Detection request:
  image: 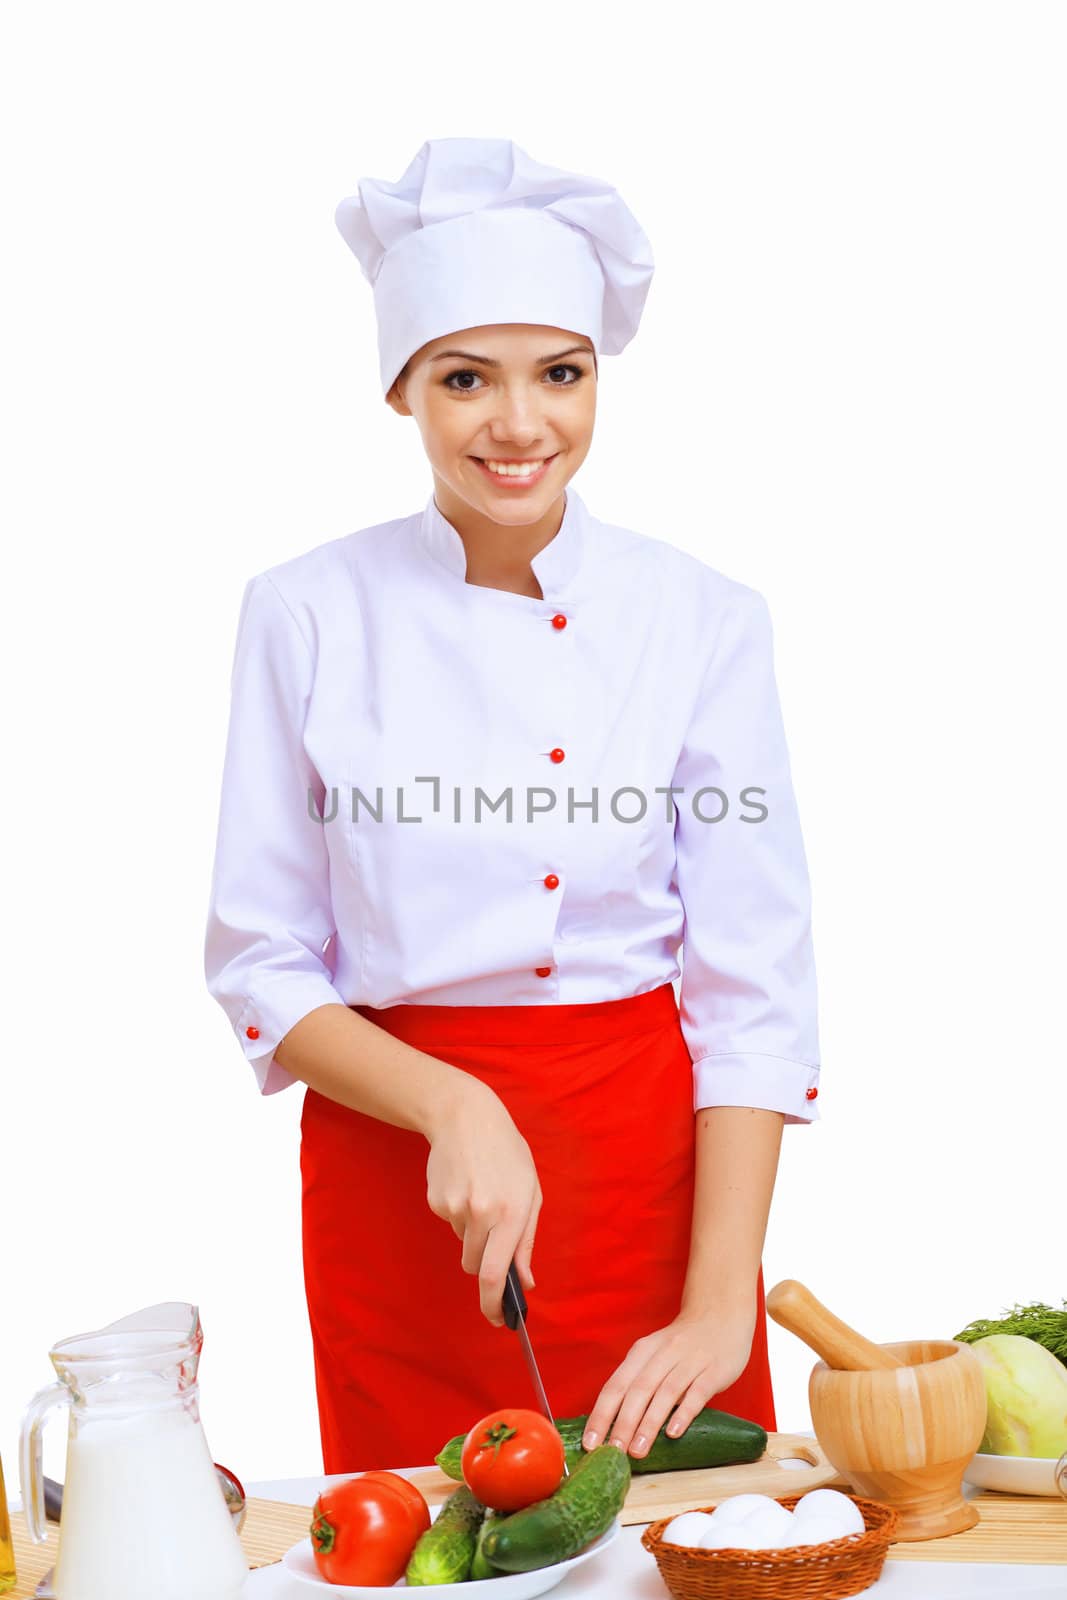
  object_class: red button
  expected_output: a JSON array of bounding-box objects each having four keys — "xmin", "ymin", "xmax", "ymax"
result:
[
  {"xmin": 551, "ymin": 613, "xmax": 568, "ymax": 630},
  {"xmin": 543, "ymin": 873, "xmax": 560, "ymax": 890},
  {"xmin": 535, "ymin": 966, "xmax": 553, "ymax": 977},
  {"xmin": 245, "ymin": 1026, "xmax": 260, "ymax": 1040},
  {"xmin": 806, "ymin": 1086, "xmax": 818, "ymax": 1101},
  {"xmin": 549, "ymin": 747, "xmax": 565, "ymax": 763}
]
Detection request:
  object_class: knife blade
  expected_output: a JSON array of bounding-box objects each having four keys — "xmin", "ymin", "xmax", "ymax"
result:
[{"xmin": 503, "ymin": 1261, "xmax": 569, "ymax": 1477}]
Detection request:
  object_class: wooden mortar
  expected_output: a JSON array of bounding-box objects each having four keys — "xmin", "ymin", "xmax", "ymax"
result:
[{"xmin": 766, "ymin": 1279, "xmax": 988, "ymax": 1540}]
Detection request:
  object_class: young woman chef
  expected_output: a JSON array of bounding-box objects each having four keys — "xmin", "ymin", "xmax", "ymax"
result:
[{"xmin": 204, "ymin": 137, "xmax": 821, "ymax": 1475}]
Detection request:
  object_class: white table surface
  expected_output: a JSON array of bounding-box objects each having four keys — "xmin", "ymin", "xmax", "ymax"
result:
[{"xmin": 242, "ymin": 1433, "xmax": 1067, "ymax": 1599}]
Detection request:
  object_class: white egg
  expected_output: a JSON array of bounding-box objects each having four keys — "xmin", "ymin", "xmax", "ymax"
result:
[
  {"xmin": 704, "ymin": 1493, "xmax": 782, "ymax": 1527},
  {"xmin": 701, "ymin": 1519, "xmax": 769, "ymax": 1551},
  {"xmin": 661, "ymin": 1511, "xmax": 718, "ymax": 1548},
  {"xmin": 792, "ymin": 1489, "xmax": 866, "ymax": 1537},
  {"xmin": 781, "ymin": 1512, "xmax": 858, "ymax": 1549},
  {"xmin": 737, "ymin": 1503, "xmax": 798, "ymax": 1548},
  {"xmin": 701, "ymin": 1498, "xmax": 796, "ymax": 1551}
]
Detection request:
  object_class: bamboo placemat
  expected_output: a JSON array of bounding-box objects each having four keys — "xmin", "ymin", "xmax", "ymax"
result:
[
  {"xmin": 7, "ymin": 1483, "xmax": 1066, "ymax": 1594},
  {"xmin": 880, "ymin": 1492, "xmax": 1067, "ymax": 1565},
  {"xmin": 227, "ymin": 1488, "xmax": 1067, "ymax": 1566}
]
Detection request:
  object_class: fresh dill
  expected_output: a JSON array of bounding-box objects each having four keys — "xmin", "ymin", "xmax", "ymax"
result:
[{"xmin": 954, "ymin": 1301, "xmax": 1067, "ymax": 1367}]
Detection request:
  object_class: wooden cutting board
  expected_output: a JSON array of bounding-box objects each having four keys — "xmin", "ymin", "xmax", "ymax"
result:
[{"xmin": 406, "ymin": 1428, "xmax": 842, "ymax": 1525}]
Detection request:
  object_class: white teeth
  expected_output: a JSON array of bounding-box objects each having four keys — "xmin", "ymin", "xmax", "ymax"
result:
[{"xmin": 482, "ymin": 457, "xmax": 547, "ymax": 477}]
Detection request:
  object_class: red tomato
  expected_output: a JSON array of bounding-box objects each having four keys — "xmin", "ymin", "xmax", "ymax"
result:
[
  {"xmin": 358, "ymin": 1470, "xmax": 430, "ymax": 1540},
  {"xmin": 310, "ymin": 1474, "xmax": 420, "ymax": 1586},
  {"xmin": 461, "ymin": 1408, "xmax": 565, "ymax": 1512}
]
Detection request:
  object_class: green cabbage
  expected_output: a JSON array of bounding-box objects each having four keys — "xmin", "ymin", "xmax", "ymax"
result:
[{"xmin": 970, "ymin": 1333, "xmax": 1067, "ymax": 1457}]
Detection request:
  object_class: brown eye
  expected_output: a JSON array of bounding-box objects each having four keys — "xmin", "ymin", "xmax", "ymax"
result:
[{"xmin": 442, "ymin": 369, "xmax": 486, "ymax": 392}]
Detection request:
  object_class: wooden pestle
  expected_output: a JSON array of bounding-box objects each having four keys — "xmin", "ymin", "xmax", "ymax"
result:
[{"xmin": 765, "ymin": 1279, "xmax": 904, "ymax": 1371}]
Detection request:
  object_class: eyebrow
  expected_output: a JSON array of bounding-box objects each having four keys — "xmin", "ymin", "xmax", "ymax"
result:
[{"xmin": 428, "ymin": 345, "xmax": 594, "ymax": 368}]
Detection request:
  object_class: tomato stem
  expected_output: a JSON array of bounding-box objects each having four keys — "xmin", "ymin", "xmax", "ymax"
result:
[
  {"xmin": 481, "ymin": 1421, "xmax": 518, "ymax": 1460},
  {"xmin": 310, "ymin": 1509, "xmax": 336, "ymax": 1554}
]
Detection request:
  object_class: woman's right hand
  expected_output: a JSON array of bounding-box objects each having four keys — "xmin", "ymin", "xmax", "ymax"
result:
[{"xmin": 423, "ymin": 1075, "xmax": 542, "ymax": 1326}]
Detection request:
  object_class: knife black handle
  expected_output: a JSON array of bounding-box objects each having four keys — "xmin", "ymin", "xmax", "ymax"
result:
[
  {"xmin": 44, "ymin": 1475, "xmax": 63, "ymax": 1522},
  {"xmin": 503, "ymin": 1260, "xmax": 527, "ymax": 1330}
]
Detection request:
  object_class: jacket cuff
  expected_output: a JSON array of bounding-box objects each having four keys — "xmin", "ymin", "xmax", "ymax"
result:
[
  {"xmin": 692, "ymin": 1051, "xmax": 821, "ymax": 1125},
  {"xmin": 234, "ymin": 973, "xmax": 350, "ymax": 1096}
]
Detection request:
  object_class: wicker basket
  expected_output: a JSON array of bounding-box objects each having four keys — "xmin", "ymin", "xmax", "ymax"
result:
[{"xmin": 640, "ymin": 1492, "xmax": 899, "ymax": 1600}]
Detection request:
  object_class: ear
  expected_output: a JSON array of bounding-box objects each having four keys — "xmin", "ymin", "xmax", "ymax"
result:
[{"xmin": 385, "ymin": 383, "xmax": 411, "ymax": 417}]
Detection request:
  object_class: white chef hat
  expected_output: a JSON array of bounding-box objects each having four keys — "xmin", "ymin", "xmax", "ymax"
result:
[{"xmin": 334, "ymin": 137, "xmax": 655, "ymax": 397}]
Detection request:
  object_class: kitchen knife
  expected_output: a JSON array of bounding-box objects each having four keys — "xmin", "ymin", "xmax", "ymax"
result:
[{"xmin": 502, "ymin": 1261, "xmax": 569, "ymax": 1477}]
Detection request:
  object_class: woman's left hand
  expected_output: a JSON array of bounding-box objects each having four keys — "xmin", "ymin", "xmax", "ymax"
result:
[{"xmin": 581, "ymin": 1291, "xmax": 758, "ymax": 1457}]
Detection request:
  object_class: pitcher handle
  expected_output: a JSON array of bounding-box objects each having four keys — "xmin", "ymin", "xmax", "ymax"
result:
[{"xmin": 19, "ymin": 1382, "xmax": 70, "ymax": 1543}]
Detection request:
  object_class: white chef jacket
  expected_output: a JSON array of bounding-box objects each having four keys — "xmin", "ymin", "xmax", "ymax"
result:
[{"xmin": 203, "ymin": 485, "xmax": 821, "ymax": 1122}]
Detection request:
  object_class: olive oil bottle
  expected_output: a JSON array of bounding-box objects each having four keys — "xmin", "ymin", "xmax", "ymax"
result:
[{"xmin": 0, "ymin": 1449, "xmax": 15, "ymax": 1593}]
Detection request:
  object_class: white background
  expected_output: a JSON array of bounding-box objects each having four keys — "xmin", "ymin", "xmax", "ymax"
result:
[{"xmin": 3, "ymin": 1, "xmax": 1064, "ymax": 1494}]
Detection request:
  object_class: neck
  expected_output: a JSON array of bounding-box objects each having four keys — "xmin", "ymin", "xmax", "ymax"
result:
[{"xmin": 433, "ymin": 477, "xmax": 566, "ymax": 594}]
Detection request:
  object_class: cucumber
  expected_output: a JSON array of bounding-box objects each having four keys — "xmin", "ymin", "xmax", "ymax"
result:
[
  {"xmin": 405, "ymin": 1484, "xmax": 485, "ymax": 1586},
  {"xmin": 481, "ymin": 1443, "xmax": 629, "ymax": 1573},
  {"xmin": 436, "ymin": 1406, "xmax": 767, "ymax": 1481},
  {"xmin": 468, "ymin": 1510, "xmax": 503, "ymax": 1580}
]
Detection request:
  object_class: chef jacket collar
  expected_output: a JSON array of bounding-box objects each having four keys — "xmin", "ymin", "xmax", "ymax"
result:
[{"xmin": 417, "ymin": 485, "xmax": 587, "ymax": 598}]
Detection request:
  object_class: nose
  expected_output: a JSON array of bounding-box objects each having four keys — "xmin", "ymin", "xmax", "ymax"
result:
[{"xmin": 487, "ymin": 384, "xmax": 550, "ymax": 447}]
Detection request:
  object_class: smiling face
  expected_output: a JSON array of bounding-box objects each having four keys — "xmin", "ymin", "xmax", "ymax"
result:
[{"xmin": 386, "ymin": 324, "xmax": 598, "ymax": 532}]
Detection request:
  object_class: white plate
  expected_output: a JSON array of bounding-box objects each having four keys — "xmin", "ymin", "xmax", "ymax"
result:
[
  {"xmin": 962, "ymin": 1452, "xmax": 1061, "ymax": 1496},
  {"xmin": 281, "ymin": 1518, "xmax": 620, "ymax": 1597}
]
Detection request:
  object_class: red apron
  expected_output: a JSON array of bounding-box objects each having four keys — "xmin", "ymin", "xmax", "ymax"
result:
[{"xmin": 299, "ymin": 982, "xmax": 777, "ymax": 1472}]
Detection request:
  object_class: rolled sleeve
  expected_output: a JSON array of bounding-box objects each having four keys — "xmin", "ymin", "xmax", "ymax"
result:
[
  {"xmin": 672, "ymin": 584, "xmax": 821, "ymax": 1126},
  {"xmin": 204, "ymin": 572, "xmax": 349, "ymax": 1095}
]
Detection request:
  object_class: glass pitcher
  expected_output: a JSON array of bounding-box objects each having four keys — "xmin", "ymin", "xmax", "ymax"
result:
[{"xmin": 19, "ymin": 1302, "xmax": 247, "ymax": 1600}]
